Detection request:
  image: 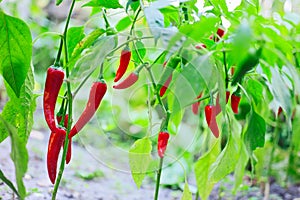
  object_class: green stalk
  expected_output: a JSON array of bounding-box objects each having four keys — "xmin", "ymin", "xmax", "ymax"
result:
[
  {"xmin": 51, "ymin": 0, "xmax": 76, "ymax": 199},
  {"xmin": 154, "ymin": 158, "xmax": 164, "ymax": 200}
]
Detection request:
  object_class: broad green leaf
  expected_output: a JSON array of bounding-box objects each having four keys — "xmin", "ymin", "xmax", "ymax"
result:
[
  {"xmin": 194, "ymin": 141, "xmax": 220, "ymax": 200},
  {"xmin": 204, "ymin": 0, "xmax": 228, "ymax": 16},
  {"xmin": 67, "ymin": 26, "xmax": 85, "ymax": 58},
  {"xmin": 181, "ymin": 182, "xmax": 192, "ymax": 200},
  {"xmin": 70, "ymin": 35, "xmax": 116, "ymax": 81},
  {"xmin": 0, "ymin": 11, "xmax": 32, "ymax": 97},
  {"xmin": 129, "ymin": 137, "xmax": 152, "ymax": 188},
  {"xmin": 172, "ymin": 53, "xmax": 215, "ymax": 113},
  {"xmin": 0, "ymin": 116, "xmax": 28, "ymax": 199},
  {"xmin": 160, "ymin": 6, "xmax": 180, "ymax": 27},
  {"xmin": 115, "ymin": 16, "xmax": 132, "ymax": 32},
  {"xmin": 209, "ymin": 119, "xmax": 242, "ymax": 184},
  {"xmin": 0, "ymin": 169, "xmax": 20, "ymax": 198},
  {"xmin": 126, "ymin": 0, "xmax": 140, "ymax": 12},
  {"xmin": 83, "ymin": 0, "xmax": 123, "ymax": 9},
  {"xmin": 0, "ymin": 67, "xmax": 36, "ymax": 143},
  {"xmin": 132, "ymin": 41, "xmax": 146, "ymax": 64},
  {"xmin": 244, "ymin": 110, "xmax": 266, "ymax": 151},
  {"xmin": 246, "ymin": 79, "xmax": 263, "ymax": 105},
  {"xmin": 56, "ymin": 0, "xmax": 63, "ymax": 6}
]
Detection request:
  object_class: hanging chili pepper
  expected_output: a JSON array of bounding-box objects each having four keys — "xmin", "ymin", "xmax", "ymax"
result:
[
  {"xmin": 192, "ymin": 92, "xmax": 203, "ymax": 115},
  {"xmin": 157, "ymin": 131, "xmax": 170, "ymax": 158},
  {"xmin": 231, "ymin": 93, "xmax": 241, "ymax": 114},
  {"xmin": 158, "ymin": 56, "xmax": 181, "ymax": 96},
  {"xmin": 69, "ymin": 80, "xmax": 107, "ymax": 138},
  {"xmin": 205, "ymin": 104, "xmax": 219, "ymax": 138},
  {"xmin": 113, "ymin": 72, "xmax": 139, "ymax": 89},
  {"xmin": 43, "ymin": 66, "xmax": 65, "ymax": 133},
  {"xmin": 209, "ymin": 27, "xmax": 225, "ymax": 42},
  {"xmin": 114, "ymin": 46, "xmax": 131, "ymax": 82},
  {"xmin": 47, "ymin": 128, "xmax": 66, "ymax": 184},
  {"xmin": 226, "ymin": 90, "xmax": 230, "ymax": 103}
]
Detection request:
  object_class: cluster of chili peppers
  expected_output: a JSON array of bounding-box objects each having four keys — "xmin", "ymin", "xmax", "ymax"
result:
[
  {"xmin": 43, "ymin": 65, "xmax": 107, "ymax": 184},
  {"xmin": 190, "ymin": 27, "xmax": 244, "ymax": 138}
]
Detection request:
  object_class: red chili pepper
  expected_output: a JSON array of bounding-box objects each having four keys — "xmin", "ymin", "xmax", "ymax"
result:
[
  {"xmin": 47, "ymin": 128, "xmax": 66, "ymax": 184},
  {"xmin": 159, "ymin": 74, "xmax": 172, "ymax": 97},
  {"xmin": 43, "ymin": 66, "xmax": 65, "ymax": 133},
  {"xmin": 57, "ymin": 114, "xmax": 72, "ymax": 164},
  {"xmin": 192, "ymin": 92, "xmax": 203, "ymax": 115},
  {"xmin": 277, "ymin": 107, "xmax": 283, "ymax": 117},
  {"xmin": 113, "ymin": 72, "xmax": 138, "ymax": 89},
  {"xmin": 205, "ymin": 105, "xmax": 219, "ymax": 138},
  {"xmin": 231, "ymin": 94, "xmax": 241, "ymax": 114},
  {"xmin": 69, "ymin": 80, "xmax": 107, "ymax": 138},
  {"xmin": 210, "ymin": 27, "xmax": 225, "ymax": 42},
  {"xmin": 226, "ymin": 90, "xmax": 230, "ymax": 104},
  {"xmin": 195, "ymin": 44, "xmax": 207, "ymax": 49},
  {"xmin": 114, "ymin": 47, "xmax": 131, "ymax": 82},
  {"xmin": 157, "ymin": 131, "xmax": 170, "ymax": 158}
]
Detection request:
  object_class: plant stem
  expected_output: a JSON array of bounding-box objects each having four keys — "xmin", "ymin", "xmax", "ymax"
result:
[
  {"xmin": 54, "ymin": 0, "xmax": 75, "ymax": 66},
  {"xmin": 154, "ymin": 158, "xmax": 164, "ymax": 200},
  {"xmin": 51, "ymin": 0, "xmax": 75, "ymax": 199},
  {"xmin": 195, "ymin": 191, "xmax": 199, "ymax": 200}
]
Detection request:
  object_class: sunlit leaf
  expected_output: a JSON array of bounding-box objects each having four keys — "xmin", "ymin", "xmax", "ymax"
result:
[
  {"xmin": 0, "ymin": 11, "xmax": 32, "ymax": 97},
  {"xmin": 129, "ymin": 137, "xmax": 152, "ymax": 188}
]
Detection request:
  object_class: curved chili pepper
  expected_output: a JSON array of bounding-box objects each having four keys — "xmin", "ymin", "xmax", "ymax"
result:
[
  {"xmin": 192, "ymin": 92, "xmax": 203, "ymax": 115},
  {"xmin": 157, "ymin": 131, "xmax": 170, "ymax": 158},
  {"xmin": 195, "ymin": 44, "xmax": 207, "ymax": 49},
  {"xmin": 43, "ymin": 66, "xmax": 65, "ymax": 133},
  {"xmin": 205, "ymin": 105, "xmax": 219, "ymax": 138},
  {"xmin": 47, "ymin": 128, "xmax": 66, "ymax": 184},
  {"xmin": 69, "ymin": 80, "xmax": 107, "ymax": 138},
  {"xmin": 113, "ymin": 72, "xmax": 138, "ymax": 89},
  {"xmin": 114, "ymin": 47, "xmax": 131, "ymax": 82},
  {"xmin": 159, "ymin": 74, "xmax": 172, "ymax": 97},
  {"xmin": 231, "ymin": 94, "xmax": 241, "ymax": 114}
]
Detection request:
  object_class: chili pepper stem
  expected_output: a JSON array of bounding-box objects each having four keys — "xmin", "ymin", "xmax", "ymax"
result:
[
  {"xmin": 154, "ymin": 157, "xmax": 164, "ymax": 200},
  {"xmin": 51, "ymin": 0, "xmax": 75, "ymax": 198}
]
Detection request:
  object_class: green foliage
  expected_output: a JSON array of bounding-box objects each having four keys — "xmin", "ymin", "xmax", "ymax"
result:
[
  {"xmin": 83, "ymin": 0, "xmax": 123, "ymax": 9},
  {"xmin": 181, "ymin": 182, "xmax": 192, "ymax": 200},
  {"xmin": 0, "ymin": 11, "xmax": 32, "ymax": 97},
  {"xmin": 244, "ymin": 110, "xmax": 266, "ymax": 152},
  {"xmin": 0, "ymin": 116, "xmax": 29, "ymax": 199},
  {"xmin": 129, "ymin": 137, "xmax": 153, "ymax": 188}
]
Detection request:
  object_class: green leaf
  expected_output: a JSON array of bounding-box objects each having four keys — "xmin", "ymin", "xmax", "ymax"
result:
[
  {"xmin": 129, "ymin": 137, "xmax": 153, "ymax": 188},
  {"xmin": 0, "ymin": 169, "xmax": 20, "ymax": 198},
  {"xmin": 0, "ymin": 116, "xmax": 28, "ymax": 199},
  {"xmin": 233, "ymin": 141, "xmax": 249, "ymax": 193},
  {"xmin": 181, "ymin": 182, "xmax": 192, "ymax": 200},
  {"xmin": 194, "ymin": 141, "xmax": 220, "ymax": 200},
  {"xmin": 70, "ymin": 35, "xmax": 116, "ymax": 81},
  {"xmin": 209, "ymin": 120, "xmax": 242, "ymax": 184},
  {"xmin": 132, "ymin": 41, "xmax": 146, "ymax": 64},
  {"xmin": 67, "ymin": 26, "xmax": 85, "ymax": 59},
  {"xmin": 179, "ymin": 16, "xmax": 219, "ymax": 43},
  {"xmin": 116, "ymin": 16, "xmax": 132, "ymax": 31},
  {"xmin": 244, "ymin": 110, "xmax": 266, "ymax": 151},
  {"xmin": 0, "ymin": 67, "xmax": 36, "ymax": 143},
  {"xmin": 246, "ymin": 79, "xmax": 263, "ymax": 105},
  {"xmin": 0, "ymin": 11, "xmax": 32, "ymax": 97},
  {"xmin": 56, "ymin": 0, "xmax": 63, "ymax": 6},
  {"xmin": 126, "ymin": 0, "xmax": 140, "ymax": 12},
  {"xmin": 83, "ymin": 0, "xmax": 123, "ymax": 9},
  {"xmin": 172, "ymin": 53, "xmax": 215, "ymax": 113},
  {"xmin": 268, "ymin": 67, "xmax": 293, "ymax": 119}
]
